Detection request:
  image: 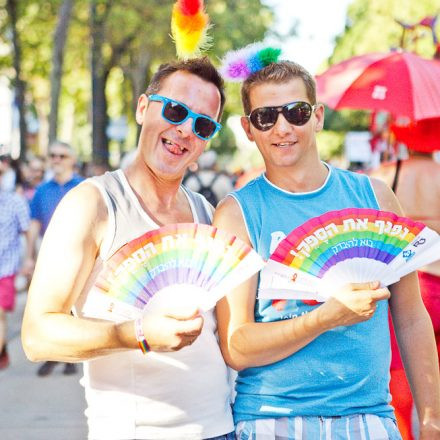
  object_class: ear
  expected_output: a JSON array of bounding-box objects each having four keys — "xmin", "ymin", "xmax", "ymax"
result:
[
  {"xmin": 241, "ymin": 116, "xmax": 255, "ymax": 142},
  {"xmin": 314, "ymin": 103, "xmax": 325, "ymax": 132},
  {"xmin": 135, "ymin": 94, "xmax": 149, "ymax": 125}
]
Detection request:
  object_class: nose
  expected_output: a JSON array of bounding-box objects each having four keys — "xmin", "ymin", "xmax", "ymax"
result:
[
  {"xmin": 176, "ymin": 117, "xmax": 194, "ymax": 138},
  {"xmin": 272, "ymin": 112, "xmax": 293, "ymax": 136}
]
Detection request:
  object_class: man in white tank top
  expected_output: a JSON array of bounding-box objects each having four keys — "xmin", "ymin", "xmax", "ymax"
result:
[{"xmin": 21, "ymin": 58, "xmax": 234, "ymax": 439}]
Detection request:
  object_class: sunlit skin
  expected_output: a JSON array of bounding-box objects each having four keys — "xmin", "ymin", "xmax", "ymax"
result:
[
  {"xmin": 240, "ymin": 78, "xmax": 328, "ymax": 192},
  {"xmin": 135, "ymin": 70, "xmax": 221, "ymax": 183}
]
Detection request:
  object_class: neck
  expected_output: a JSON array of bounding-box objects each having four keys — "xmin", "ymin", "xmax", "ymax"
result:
[
  {"xmin": 265, "ymin": 159, "xmax": 328, "ymax": 193},
  {"xmin": 124, "ymin": 159, "xmax": 183, "ymax": 210},
  {"xmin": 54, "ymin": 170, "xmax": 74, "ymax": 185}
]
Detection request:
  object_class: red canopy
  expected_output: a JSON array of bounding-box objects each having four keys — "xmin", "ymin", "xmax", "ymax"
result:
[
  {"xmin": 316, "ymin": 51, "xmax": 440, "ymax": 121},
  {"xmin": 391, "ymin": 118, "xmax": 440, "ymax": 152}
]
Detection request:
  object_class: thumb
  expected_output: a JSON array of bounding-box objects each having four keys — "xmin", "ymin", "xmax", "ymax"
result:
[
  {"xmin": 349, "ymin": 281, "xmax": 381, "ymax": 291},
  {"xmin": 166, "ymin": 305, "xmax": 201, "ymax": 321},
  {"xmin": 370, "ymin": 287, "xmax": 391, "ymax": 302},
  {"xmin": 173, "ymin": 316, "xmax": 204, "ymax": 336}
]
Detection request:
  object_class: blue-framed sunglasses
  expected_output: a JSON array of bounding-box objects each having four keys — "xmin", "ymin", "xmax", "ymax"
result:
[{"xmin": 148, "ymin": 94, "xmax": 221, "ymax": 141}]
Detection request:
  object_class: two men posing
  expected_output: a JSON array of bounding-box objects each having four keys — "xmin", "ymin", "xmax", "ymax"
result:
[{"xmin": 22, "ymin": 55, "xmax": 440, "ymax": 439}]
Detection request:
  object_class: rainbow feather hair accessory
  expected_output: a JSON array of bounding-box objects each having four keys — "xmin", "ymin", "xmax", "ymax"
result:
[
  {"xmin": 220, "ymin": 42, "xmax": 282, "ymax": 82},
  {"xmin": 259, "ymin": 208, "xmax": 440, "ymax": 302},
  {"xmin": 171, "ymin": 0, "xmax": 211, "ymax": 59}
]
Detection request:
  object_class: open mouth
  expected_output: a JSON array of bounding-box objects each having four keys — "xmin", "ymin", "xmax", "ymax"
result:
[
  {"xmin": 272, "ymin": 141, "xmax": 297, "ymax": 148},
  {"xmin": 162, "ymin": 138, "xmax": 187, "ymax": 155}
]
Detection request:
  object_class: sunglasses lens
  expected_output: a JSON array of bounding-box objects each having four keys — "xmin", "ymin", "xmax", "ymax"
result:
[
  {"xmin": 250, "ymin": 108, "xmax": 278, "ymax": 131},
  {"xmin": 283, "ymin": 102, "xmax": 312, "ymax": 126},
  {"xmin": 163, "ymin": 101, "xmax": 188, "ymax": 123},
  {"xmin": 194, "ymin": 117, "xmax": 217, "ymax": 139}
]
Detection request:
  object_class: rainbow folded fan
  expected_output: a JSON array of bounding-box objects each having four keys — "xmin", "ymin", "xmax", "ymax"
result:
[
  {"xmin": 259, "ymin": 208, "xmax": 440, "ymax": 302},
  {"xmin": 93, "ymin": 223, "xmax": 264, "ymax": 320}
]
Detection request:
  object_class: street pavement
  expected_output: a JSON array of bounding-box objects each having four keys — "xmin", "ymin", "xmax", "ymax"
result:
[{"xmin": 0, "ymin": 290, "xmax": 88, "ymax": 440}]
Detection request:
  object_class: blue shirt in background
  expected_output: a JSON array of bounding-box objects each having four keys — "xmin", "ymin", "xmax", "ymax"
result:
[{"xmin": 30, "ymin": 175, "xmax": 84, "ymax": 235}]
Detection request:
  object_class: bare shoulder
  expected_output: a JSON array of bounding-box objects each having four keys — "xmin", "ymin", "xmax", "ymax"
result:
[
  {"xmin": 370, "ymin": 177, "xmax": 404, "ymax": 214},
  {"xmin": 46, "ymin": 181, "xmax": 108, "ymax": 246},
  {"xmin": 213, "ymin": 195, "xmax": 250, "ymax": 244}
]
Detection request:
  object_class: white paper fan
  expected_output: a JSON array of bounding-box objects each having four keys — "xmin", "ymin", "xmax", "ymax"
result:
[
  {"xmin": 259, "ymin": 208, "xmax": 440, "ymax": 301},
  {"xmin": 89, "ymin": 223, "xmax": 264, "ymax": 320}
]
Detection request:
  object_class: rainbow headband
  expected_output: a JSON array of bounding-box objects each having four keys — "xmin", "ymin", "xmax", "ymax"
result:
[
  {"xmin": 220, "ymin": 42, "xmax": 282, "ymax": 82},
  {"xmin": 171, "ymin": 0, "xmax": 211, "ymax": 59}
]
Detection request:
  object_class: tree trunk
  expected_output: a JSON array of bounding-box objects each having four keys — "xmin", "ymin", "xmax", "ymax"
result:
[
  {"xmin": 48, "ymin": 0, "xmax": 74, "ymax": 146},
  {"xmin": 90, "ymin": 0, "xmax": 109, "ymax": 166},
  {"xmin": 6, "ymin": 0, "xmax": 28, "ymax": 160},
  {"xmin": 125, "ymin": 47, "xmax": 151, "ymax": 143}
]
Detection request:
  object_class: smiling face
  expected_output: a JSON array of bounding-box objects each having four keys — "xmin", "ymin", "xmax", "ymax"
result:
[
  {"xmin": 241, "ymin": 77, "xmax": 324, "ymax": 181},
  {"xmin": 135, "ymin": 70, "xmax": 221, "ymax": 180}
]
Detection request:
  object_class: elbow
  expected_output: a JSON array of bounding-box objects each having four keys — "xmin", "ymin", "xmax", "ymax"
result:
[
  {"xmin": 220, "ymin": 339, "xmax": 252, "ymax": 372},
  {"xmin": 225, "ymin": 357, "xmax": 248, "ymax": 372},
  {"xmin": 21, "ymin": 324, "xmax": 48, "ymax": 362}
]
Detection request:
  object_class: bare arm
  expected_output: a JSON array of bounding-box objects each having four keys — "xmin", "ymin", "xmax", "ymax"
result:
[
  {"xmin": 22, "ymin": 183, "xmax": 203, "ymax": 363},
  {"xmin": 372, "ymin": 177, "xmax": 440, "ymax": 439},
  {"xmin": 214, "ymin": 196, "xmax": 389, "ymax": 371}
]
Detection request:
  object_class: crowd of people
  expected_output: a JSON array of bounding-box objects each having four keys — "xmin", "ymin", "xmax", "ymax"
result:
[
  {"xmin": 0, "ymin": 144, "xmax": 107, "ymax": 375},
  {"xmin": 0, "ymin": 54, "xmax": 438, "ymax": 440}
]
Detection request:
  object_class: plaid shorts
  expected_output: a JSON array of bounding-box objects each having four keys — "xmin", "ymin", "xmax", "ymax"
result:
[
  {"xmin": 0, "ymin": 275, "xmax": 16, "ymax": 311},
  {"xmin": 236, "ymin": 414, "xmax": 402, "ymax": 440},
  {"xmin": 206, "ymin": 432, "xmax": 236, "ymax": 440}
]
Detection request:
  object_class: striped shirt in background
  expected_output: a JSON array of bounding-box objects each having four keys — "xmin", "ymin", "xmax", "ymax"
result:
[{"xmin": 0, "ymin": 192, "xmax": 30, "ymax": 278}]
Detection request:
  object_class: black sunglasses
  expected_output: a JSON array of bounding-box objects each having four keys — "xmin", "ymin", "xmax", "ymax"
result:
[
  {"xmin": 248, "ymin": 101, "xmax": 317, "ymax": 131},
  {"xmin": 148, "ymin": 94, "xmax": 221, "ymax": 141},
  {"xmin": 49, "ymin": 153, "xmax": 69, "ymax": 160}
]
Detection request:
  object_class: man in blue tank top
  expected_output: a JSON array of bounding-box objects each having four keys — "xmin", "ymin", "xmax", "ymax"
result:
[{"xmin": 214, "ymin": 56, "xmax": 440, "ymax": 439}]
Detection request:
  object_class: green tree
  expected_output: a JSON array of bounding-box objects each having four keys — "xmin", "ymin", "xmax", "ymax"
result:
[{"xmin": 328, "ymin": 0, "xmax": 440, "ymax": 65}]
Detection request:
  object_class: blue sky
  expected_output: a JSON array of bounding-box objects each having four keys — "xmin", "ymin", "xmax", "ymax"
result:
[{"xmin": 264, "ymin": 0, "xmax": 353, "ymax": 74}]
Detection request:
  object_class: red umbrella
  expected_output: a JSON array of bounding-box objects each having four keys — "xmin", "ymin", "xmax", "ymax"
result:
[
  {"xmin": 316, "ymin": 51, "xmax": 440, "ymax": 120},
  {"xmin": 390, "ymin": 118, "xmax": 440, "ymax": 152}
]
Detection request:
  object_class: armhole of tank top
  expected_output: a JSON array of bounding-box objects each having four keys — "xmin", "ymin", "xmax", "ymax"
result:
[
  {"xmin": 88, "ymin": 179, "xmax": 115, "ymax": 260},
  {"xmin": 228, "ymin": 193, "xmax": 254, "ymax": 247},
  {"xmin": 365, "ymin": 175, "xmax": 381, "ymax": 209},
  {"xmin": 181, "ymin": 185, "xmax": 213, "ymax": 223}
]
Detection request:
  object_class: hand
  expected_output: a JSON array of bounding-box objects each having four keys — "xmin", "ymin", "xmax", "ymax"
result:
[
  {"xmin": 317, "ymin": 281, "xmax": 390, "ymax": 329},
  {"xmin": 141, "ymin": 306, "xmax": 204, "ymax": 352},
  {"xmin": 20, "ymin": 257, "xmax": 35, "ymax": 277}
]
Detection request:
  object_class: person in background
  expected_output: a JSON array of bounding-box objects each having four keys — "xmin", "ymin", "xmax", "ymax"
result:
[
  {"xmin": 213, "ymin": 57, "xmax": 440, "ymax": 439},
  {"xmin": 21, "ymin": 155, "xmax": 46, "ymax": 202},
  {"xmin": 0, "ymin": 154, "xmax": 17, "ymax": 192},
  {"xmin": 0, "ymin": 158, "xmax": 31, "ymax": 369},
  {"xmin": 183, "ymin": 150, "xmax": 234, "ymax": 207},
  {"xmin": 370, "ymin": 148, "xmax": 440, "ymax": 439},
  {"xmin": 28, "ymin": 141, "xmax": 84, "ymax": 377},
  {"xmin": 21, "ymin": 58, "xmax": 235, "ymax": 440}
]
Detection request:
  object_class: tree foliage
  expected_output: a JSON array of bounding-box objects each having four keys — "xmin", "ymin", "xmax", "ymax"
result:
[
  {"xmin": 1, "ymin": 0, "xmax": 273, "ymax": 163},
  {"xmin": 328, "ymin": 0, "xmax": 440, "ymax": 65},
  {"xmin": 319, "ymin": 0, "xmax": 440, "ymax": 156}
]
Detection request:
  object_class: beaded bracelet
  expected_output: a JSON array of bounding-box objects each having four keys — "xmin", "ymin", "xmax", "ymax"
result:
[{"xmin": 134, "ymin": 317, "xmax": 150, "ymax": 354}]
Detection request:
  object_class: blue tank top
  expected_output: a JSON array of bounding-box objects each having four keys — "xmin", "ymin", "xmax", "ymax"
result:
[{"xmin": 231, "ymin": 164, "xmax": 394, "ymax": 422}]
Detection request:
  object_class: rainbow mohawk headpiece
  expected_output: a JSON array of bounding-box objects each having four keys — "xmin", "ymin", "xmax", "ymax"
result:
[
  {"xmin": 220, "ymin": 42, "xmax": 282, "ymax": 82},
  {"xmin": 171, "ymin": 0, "xmax": 211, "ymax": 59}
]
